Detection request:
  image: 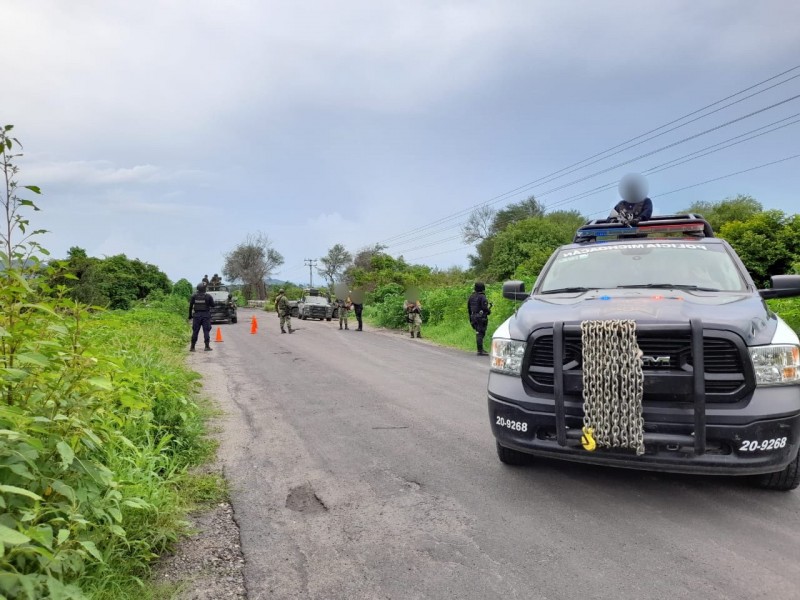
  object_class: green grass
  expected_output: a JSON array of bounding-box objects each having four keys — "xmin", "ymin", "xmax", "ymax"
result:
[{"xmin": 0, "ymin": 303, "xmax": 220, "ymax": 600}]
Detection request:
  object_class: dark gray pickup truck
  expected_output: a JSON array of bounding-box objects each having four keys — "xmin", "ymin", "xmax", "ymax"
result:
[{"xmin": 489, "ymin": 215, "xmax": 800, "ymax": 490}]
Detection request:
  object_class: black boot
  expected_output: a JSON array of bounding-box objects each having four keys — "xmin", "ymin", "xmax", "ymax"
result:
[
  {"xmin": 417, "ymin": 332, "xmax": 422, "ymax": 339},
  {"xmin": 204, "ymin": 343, "xmax": 213, "ymax": 352},
  {"xmin": 410, "ymin": 332, "xmax": 415, "ymax": 338},
  {"xmin": 288, "ymin": 327, "xmax": 294, "ymax": 334},
  {"xmin": 190, "ymin": 345, "xmax": 196, "ymax": 352}
]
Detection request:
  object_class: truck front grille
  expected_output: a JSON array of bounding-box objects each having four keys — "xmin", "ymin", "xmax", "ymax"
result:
[{"xmin": 524, "ymin": 328, "xmax": 753, "ymax": 403}]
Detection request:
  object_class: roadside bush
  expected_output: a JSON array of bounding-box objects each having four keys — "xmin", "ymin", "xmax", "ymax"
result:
[
  {"xmin": 0, "ymin": 126, "xmax": 209, "ymax": 599},
  {"xmin": 768, "ymin": 297, "xmax": 800, "ymax": 333},
  {"xmin": 0, "ymin": 298, "xmax": 209, "ymax": 599}
]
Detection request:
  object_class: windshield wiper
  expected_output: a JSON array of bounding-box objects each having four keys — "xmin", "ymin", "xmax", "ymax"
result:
[
  {"xmin": 616, "ymin": 283, "xmax": 721, "ymax": 292},
  {"xmin": 540, "ymin": 287, "xmax": 594, "ymax": 295}
]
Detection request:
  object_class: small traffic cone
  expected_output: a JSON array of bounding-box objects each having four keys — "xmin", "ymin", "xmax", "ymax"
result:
[
  {"xmin": 215, "ymin": 327, "xmax": 223, "ymax": 342},
  {"xmin": 250, "ymin": 315, "xmax": 258, "ymax": 335}
]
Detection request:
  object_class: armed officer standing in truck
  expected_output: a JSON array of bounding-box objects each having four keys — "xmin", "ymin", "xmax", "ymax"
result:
[
  {"xmin": 189, "ymin": 282, "xmax": 215, "ymax": 352},
  {"xmin": 468, "ymin": 282, "xmax": 491, "ymax": 356}
]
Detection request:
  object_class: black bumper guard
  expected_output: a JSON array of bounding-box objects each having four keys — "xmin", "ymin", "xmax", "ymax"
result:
[{"xmin": 552, "ymin": 319, "xmax": 707, "ymax": 455}]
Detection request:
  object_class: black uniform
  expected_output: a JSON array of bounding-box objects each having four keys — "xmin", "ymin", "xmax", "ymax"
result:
[
  {"xmin": 467, "ymin": 290, "xmax": 491, "ymax": 355},
  {"xmin": 352, "ymin": 303, "xmax": 364, "ymax": 331},
  {"xmin": 189, "ymin": 290, "xmax": 215, "ymax": 349},
  {"xmin": 613, "ymin": 197, "xmax": 653, "ymax": 225}
]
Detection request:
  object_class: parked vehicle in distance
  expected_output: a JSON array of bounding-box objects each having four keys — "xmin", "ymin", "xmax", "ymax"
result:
[
  {"xmin": 298, "ymin": 294, "xmax": 334, "ymax": 321},
  {"xmin": 207, "ymin": 284, "xmax": 238, "ymax": 324}
]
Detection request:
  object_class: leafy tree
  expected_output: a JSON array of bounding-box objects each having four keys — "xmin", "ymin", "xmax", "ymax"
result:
[
  {"xmin": 172, "ymin": 278, "xmax": 193, "ymax": 298},
  {"xmin": 682, "ymin": 195, "xmax": 762, "ymax": 231},
  {"xmin": 488, "ymin": 215, "xmax": 578, "ymax": 280},
  {"xmin": 719, "ymin": 210, "xmax": 800, "ymax": 287},
  {"xmin": 490, "ymin": 195, "xmax": 544, "ymax": 235},
  {"xmin": 318, "ymin": 243, "xmax": 353, "ymax": 289},
  {"xmin": 462, "ymin": 205, "xmax": 497, "ymax": 244},
  {"xmin": 223, "ymin": 233, "xmax": 284, "ymax": 300}
]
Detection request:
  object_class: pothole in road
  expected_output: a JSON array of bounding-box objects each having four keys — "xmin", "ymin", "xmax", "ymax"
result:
[{"xmin": 285, "ymin": 484, "xmax": 328, "ymax": 514}]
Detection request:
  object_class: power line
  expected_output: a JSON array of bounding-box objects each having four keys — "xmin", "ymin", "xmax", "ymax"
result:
[
  {"xmin": 387, "ymin": 104, "xmax": 800, "ymax": 251},
  {"xmin": 378, "ymin": 65, "xmax": 800, "ymax": 247},
  {"xmin": 399, "ymin": 152, "xmax": 800, "ymax": 259}
]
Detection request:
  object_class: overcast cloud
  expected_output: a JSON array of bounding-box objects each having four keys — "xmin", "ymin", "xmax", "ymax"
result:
[{"xmin": 3, "ymin": 0, "xmax": 799, "ymax": 283}]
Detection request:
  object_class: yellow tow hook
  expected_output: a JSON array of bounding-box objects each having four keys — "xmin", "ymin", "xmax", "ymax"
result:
[{"xmin": 581, "ymin": 426, "xmax": 597, "ymax": 451}]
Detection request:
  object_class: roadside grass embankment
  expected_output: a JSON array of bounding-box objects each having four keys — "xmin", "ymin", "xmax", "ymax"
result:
[
  {"xmin": 363, "ymin": 282, "xmax": 532, "ymax": 352},
  {"xmin": 364, "ymin": 285, "xmax": 800, "ymax": 352},
  {"xmin": 1, "ymin": 299, "xmax": 221, "ymax": 600}
]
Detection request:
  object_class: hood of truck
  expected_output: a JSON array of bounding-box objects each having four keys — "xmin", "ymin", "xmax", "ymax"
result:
[{"xmin": 507, "ymin": 289, "xmax": 777, "ymax": 346}]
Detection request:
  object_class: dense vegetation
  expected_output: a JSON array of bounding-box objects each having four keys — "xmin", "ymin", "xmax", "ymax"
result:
[{"xmin": 1, "ymin": 126, "xmax": 217, "ymax": 599}]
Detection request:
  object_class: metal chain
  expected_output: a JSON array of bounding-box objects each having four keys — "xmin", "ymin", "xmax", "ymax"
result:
[{"xmin": 581, "ymin": 320, "xmax": 645, "ymax": 455}]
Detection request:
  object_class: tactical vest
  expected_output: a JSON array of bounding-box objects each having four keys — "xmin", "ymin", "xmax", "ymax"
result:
[{"xmin": 193, "ymin": 293, "xmax": 209, "ymax": 312}]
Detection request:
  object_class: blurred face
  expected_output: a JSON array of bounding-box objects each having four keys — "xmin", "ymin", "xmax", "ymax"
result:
[{"xmin": 618, "ymin": 173, "xmax": 649, "ymax": 203}]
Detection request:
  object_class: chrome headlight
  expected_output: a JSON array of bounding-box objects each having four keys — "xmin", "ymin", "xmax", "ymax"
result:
[
  {"xmin": 491, "ymin": 338, "xmax": 526, "ymax": 376},
  {"xmin": 749, "ymin": 345, "xmax": 800, "ymax": 385}
]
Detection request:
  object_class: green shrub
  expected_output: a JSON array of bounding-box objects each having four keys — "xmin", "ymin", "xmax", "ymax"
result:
[{"xmin": 769, "ymin": 297, "xmax": 800, "ymax": 333}]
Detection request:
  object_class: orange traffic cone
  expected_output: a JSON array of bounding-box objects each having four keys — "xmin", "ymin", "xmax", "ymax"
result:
[
  {"xmin": 250, "ymin": 315, "xmax": 258, "ymax": 335},
  {"xmin": 215, "ymin": 327, "xmax": 223, "ymax": 342}
]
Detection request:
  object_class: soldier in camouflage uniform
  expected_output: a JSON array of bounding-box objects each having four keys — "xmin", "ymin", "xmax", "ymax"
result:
[
  {"xmin": 405, "ymin": 300, "xmax": 422, "ymax": 339},
  {"xmin": 275, "ymin": 288, "xmax": 294, "ymax": 334},
  {"xmin": 338, "ymin": 296, "xmax": 352, "ymax": 330}
]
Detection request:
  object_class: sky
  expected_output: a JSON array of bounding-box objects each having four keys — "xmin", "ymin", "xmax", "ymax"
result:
[{"xmin": 3, "ymin": 0, "xmax": 799, "ymax": 285}]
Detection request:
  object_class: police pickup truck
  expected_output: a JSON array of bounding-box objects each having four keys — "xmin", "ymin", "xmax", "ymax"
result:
[{"xmin": 489, "ymin": 215, "xmax": 800, "ymax": 490}]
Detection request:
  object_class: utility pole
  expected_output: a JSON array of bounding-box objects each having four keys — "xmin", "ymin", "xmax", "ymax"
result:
[{"xmin": 304, "ymin": 259, "xmax": 317, "ymax": 288}]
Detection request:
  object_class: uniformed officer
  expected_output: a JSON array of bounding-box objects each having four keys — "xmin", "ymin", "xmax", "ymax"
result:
[
  {"xmin": 610, "ymin": 173, "xmax": 653, "ymax": 226},
  {"xmin": 352, "ymin": 298, "xmax": 364, "ymax": 331},
  {"xmin": 202, "ymin": 274, "xmax": 210, "ymax": 286},
  {"xmin": 338, "ymin": 296, "xmax": 352, "ymax": 330},
  {"xmin": 468, "ymin": 282, "xmax": 492, "ymax": 356},
  {"xmin": 275, "ymin": 288, "xmax": 294, "ymax": 334},
  {"xmin": 405, "ymin": 300, "xmax": 422, "ymax": 339},
  {"xmin": 210, "ymin": 273, "xmax": 221, "ymax": 289},
  {"xmin": 189, "ymin": 282, "xmax": 215, "ymax": 351}
]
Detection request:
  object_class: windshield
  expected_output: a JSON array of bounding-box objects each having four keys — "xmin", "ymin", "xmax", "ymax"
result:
[
  {"xmin": 538, "ymin": 242, "xmax": 747, "ymax": 293},
  {"xmin": 304, "ymin": 296, "xmax": 329, "ymax": 305}
]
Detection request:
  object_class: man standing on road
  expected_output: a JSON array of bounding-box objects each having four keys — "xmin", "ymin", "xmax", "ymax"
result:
[
  {"xmin": 275, "ymin": 288, "xmax": 294, "ymax": 334},
  {"xmin": 468, "ymin": 282, "xmax": 491, "ymax": 356},
  {"xmin": 189, "ymin": 282, "xmax": 215, "ymax": 352},
  {"xmin": 352, "ymin": 296, "xmax": 364, "ymax": 331},
  {"xmin": 405, "ymin": 300, "xmax": 422, "ymax": 339},
  {"xmin": 338, "ymin": 295, "xmax": 352, "ymax": 330}
]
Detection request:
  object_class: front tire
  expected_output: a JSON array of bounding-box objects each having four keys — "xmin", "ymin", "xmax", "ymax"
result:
[
  {"xmin": 496, "ymin": 441, "xmax": 531, "ymax": 466},
  {"xmin": 752, "ymin": 451, "xmax": 800, "ymax": 491}
]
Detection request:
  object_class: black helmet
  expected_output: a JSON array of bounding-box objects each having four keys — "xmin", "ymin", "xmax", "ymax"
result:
[
  {"xmin": 474, "ymin": 282, "xmax": 485, "ymax": 293},
  {"xmin": 197, "ymin": 282, "xmax": 207, "ymax": 291}
]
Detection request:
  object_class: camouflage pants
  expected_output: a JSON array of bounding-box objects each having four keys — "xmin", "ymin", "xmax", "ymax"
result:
[
  {"xmin": 408, "ymin": 314, "xmax": 421, "ymax": 336},
  {"xmin": 339, "ymin": 310, "xmax": 348, "ymax": 328},
  {"xmin": 280, "ymin": 314, "xmax": 292, "ymax": 331}
]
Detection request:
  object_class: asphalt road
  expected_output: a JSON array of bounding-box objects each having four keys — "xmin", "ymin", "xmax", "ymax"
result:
[{"xmin": 197, "ymin": 309, "xmax": 800, "ymax": 600}]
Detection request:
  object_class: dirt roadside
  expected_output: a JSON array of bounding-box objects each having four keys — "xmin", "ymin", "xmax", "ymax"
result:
[{"xmin": 152, "ymin": 352, "xmax": 247, "ymax": 599}]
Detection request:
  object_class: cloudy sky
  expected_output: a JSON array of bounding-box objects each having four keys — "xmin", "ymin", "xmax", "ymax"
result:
[{"xmin": 3, "ymin": 0, "xmax": 799, "ymax": 284}]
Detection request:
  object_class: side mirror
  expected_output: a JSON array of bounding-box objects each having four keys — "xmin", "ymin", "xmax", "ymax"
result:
[
  {"xmin": 759, "ymin": 274, "xmax": 800, "ymax": 299},
  {"xmin": 503, "ymin": 280, "xmax": 529, "ymax": 301}
]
